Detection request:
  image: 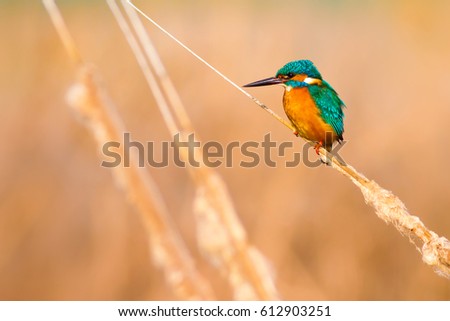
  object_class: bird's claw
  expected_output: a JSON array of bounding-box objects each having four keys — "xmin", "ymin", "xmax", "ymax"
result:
[{"xmin": 314, "ymin": 141, "xmax": 323, "ymax": 155}]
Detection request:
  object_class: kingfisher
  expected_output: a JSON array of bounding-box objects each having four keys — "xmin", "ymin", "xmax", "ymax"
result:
[{"xmin": 243, "ymin": 60, "xmax": 345, "ymax": 154}]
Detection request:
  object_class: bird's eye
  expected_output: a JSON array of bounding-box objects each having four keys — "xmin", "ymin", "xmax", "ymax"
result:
[{"xmin": 287, "ymin": 72, "xmax": 294, "ymax": 78}]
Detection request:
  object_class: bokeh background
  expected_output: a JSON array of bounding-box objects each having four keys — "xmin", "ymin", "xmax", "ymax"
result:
[{"xmin": 1, "ymin": 0, "xmax": 449, "ymax": 300}]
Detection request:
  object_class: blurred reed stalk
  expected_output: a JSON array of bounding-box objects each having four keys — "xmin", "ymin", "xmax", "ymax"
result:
[
  {"xmin": 109, "ymin": 0, "xmax": 279, "ymax": 300},
  {"xmin": 126, "ymin": 1, "xmax": 450, "ymax": 278},
  {"xmin": 43, "ymin": 0, "xmax": 214, "ymax": 300}
]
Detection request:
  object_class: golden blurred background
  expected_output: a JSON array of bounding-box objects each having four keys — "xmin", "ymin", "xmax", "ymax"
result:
[{"xmin": 1, "ymin": 0, "xmax": 449, "ymax": 300}]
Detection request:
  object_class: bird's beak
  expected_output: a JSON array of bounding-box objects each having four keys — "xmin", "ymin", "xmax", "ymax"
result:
[{"xmin": 243, "ymin": 77, "xmax": 284, "ymax": 87}]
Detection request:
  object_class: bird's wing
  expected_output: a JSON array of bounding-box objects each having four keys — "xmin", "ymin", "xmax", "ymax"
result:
[{"xmin": 309, "ymin": 80, "xmax": 345, "ymax": 140}]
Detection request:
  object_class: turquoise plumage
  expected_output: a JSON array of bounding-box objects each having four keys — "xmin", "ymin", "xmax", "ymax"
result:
[
  {"xmin": 308, "ymin": 79, "xmax": 345, "ymax": 140},
  {"xmin": 277, "ymin": 60, "xmax": 323, "ymax": 81}
]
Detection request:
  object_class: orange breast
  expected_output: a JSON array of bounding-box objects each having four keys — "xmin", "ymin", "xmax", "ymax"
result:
[{"xmin": 283, "ymin": 87, "xmax": 337, "ymax": 147}]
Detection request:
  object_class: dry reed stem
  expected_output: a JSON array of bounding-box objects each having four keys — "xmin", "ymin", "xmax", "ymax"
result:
[
  {"xmin": 330, "ymin": 162, "xmax": 450, "ymax": 278},
  {"xmin": 44, "ymin": 0, "xmax": 214, "ymax": 300},
  {"xmin": 127, "ymin": 1, "xmax": 450, "ymax": 279},
  {"xmin": 113, "ymin": 0, "xmax": 279, "ymax": 300},
  {"xmin": 42, "ymin": 0, "xmax": 82, "ymax": 65}
]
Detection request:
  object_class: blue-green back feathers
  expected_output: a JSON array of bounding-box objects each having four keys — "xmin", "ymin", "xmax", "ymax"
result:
[{"xmin": 309, "ymin": 80, "xmax": 345, "ymax": 140}]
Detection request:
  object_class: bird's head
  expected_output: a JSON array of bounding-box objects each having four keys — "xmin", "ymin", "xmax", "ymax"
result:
[{"xmin": 243, "ymin": 60, "xmax": 323, "ymax": 90}]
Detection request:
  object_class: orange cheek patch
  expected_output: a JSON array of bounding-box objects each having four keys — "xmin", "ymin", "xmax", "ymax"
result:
[{"xmin": 291, "ymin": 74, "xmax": 307, "ymax": 82}]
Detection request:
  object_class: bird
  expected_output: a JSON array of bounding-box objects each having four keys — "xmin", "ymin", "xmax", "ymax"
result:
[{"xmin": 243, "ymin": 60, "xmax": 345, "ymax": 155}]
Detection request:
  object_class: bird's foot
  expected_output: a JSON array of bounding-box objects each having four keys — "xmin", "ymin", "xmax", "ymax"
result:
[
  {"xmin": 314, "ymin": 141, "xmax": 323, "ymax": 155},
  {"xmin": 293, "ymin": 130, "xmax": 299, "ymax": 137}
]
